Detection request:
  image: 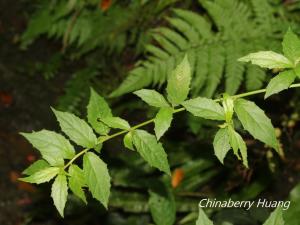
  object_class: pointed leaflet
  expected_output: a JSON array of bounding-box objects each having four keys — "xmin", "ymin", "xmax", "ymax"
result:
[
  {"xmin": 68, "ymin": 165, "xmax": 87, "ymax": 203},
  {"xmin": 263, "ymin": 207, "xmax": 284, "ymax": 225},
  {"xmin": 20, "ymin": 167, "xmax": 59, "ymax": 184},
  {"xmin": 22, "ymin": 160, "xmax": 49, "ymax": 175},
  {"xmin": 21, "ymin": 130, "xmax": 75, "ymax": 166},
  {"xmin": 213, "ymin": 128, "xmax": 231, "ymax": 164},
  {"xmin": 52, "ymin": 108, "xmax": 97, "ymax": 148},
  {"xmin": 234, "ymin": 99, "xmax": 278, "ymax": 151},
  {"xmin": 123, "ymin": 132, "xmax": 134, "ymax": 150},
  {"xmin": 238, "ymin": 51, "xmax": 294, "ymax": 69},
  {"xmin": 228, "ymin": 127, "xmax": 248, "ymax": 168},
  {"xmin": 83, "ymin": 152, "xmax": 111, "ymax": 208},
  {"xmin": 182, "ymin": 97, "xmax": 225, "ymax": 120},
  {"xmin": 154, "ymin": 107, "xmax": 173, "ymax": 140},
  {"xmin": 101, "ymin": 117, "xmax": 130, "ymax": 130},
  {"xmin": 51, "ymin": 174, "xmax": 68, "ymax": 217},
  {"xmin": 134, "ymin": 89, "xmax": 169, "ymax": 108},
  {"xmin": 167, "ymin": 55, "xmax": 191, "ymax": 105},
  {"xmin": 282, "ymin": 28, "xmax": 300, "ymax": 64},
  {"xmin": 196, "ymin": 207, "xmax": 214, "ymax": 225},
  {"xmin": 132, "ymin": 130, "xmax": 170, "ymax": 175},
  {"xmin": 265, "ymin": 70, "xmax": 296, "ymax": 99},
  {"xmin": 87, "ymin": 88, "xmax": 112, "ymax": 135},
  {"xmin": 149, "ymin": 185, "xmax": 176, "ymax": 225}
]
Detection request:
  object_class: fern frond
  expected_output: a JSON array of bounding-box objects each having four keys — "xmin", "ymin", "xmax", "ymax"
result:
[
  {"xmin": 112, "ymin": 0, "xmax": 294, "ymax": 98},
  {"xmin": 245, "ymin": 65, "xmax": 266, "ymax": 91},
  {"xmin": 191, "ymin": 47, "xmax": 209, "ymax": 96},
  {"xmin": 201, "ymin": 44, "xmax": 225, "ymax": 98},
  {"xmin": 225, "ymin": 42, "xmax": 245, "ymax": 95}
]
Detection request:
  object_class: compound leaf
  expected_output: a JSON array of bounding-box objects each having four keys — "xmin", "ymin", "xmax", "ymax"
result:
[
  {"xmin": 134, "ymin": 89, "xmax": 169, "ymax": 108},
  {"xmin": 234, "ymin": 99, "xmax": 278, "ymax": 151},
  {"xmin": 239, "ymin": 51, "xmax": 294, "ymax": 69},
  {"xmin": 263, "ymin": 207, "xmax": 285, "ymax": 225},
  {"xmin": 83, "ymin": 152, "xmax": 111, "ymax": 208},
  {"xmin": 87, "ymin": 88, "xmax": 112, "ymax": 135},
  {"xmin": 167, "ymin": 55, "xmax": 191, "ymax": 105},
  {"xmin": 213, "ymin": 128, "xmax": 231, "ymax": 164},
  {"xmin": 154, "ymin": 107, "xmax": 173, "ymax": 140},
  {"xmin": 196, "ymin": 207, "xmax": 214, "ymax": 225},
  {"xmin": 52, "ymin": 108, "xmax": 97, "ymax": 148},
  {"xmin": 182, "ymin": 97, "xmax": 225, "ymax": 120},
  {"xmin": 132, "ymin": 130, "xmax": 170, "ymax": 175},
  {"xmin": 51, "ymin": 174, "xmax": 68, "ymax": 217},
  {"xmin": 282, "ymin": 28, "xmax": 300, "ymax": 64},
  {"xmin": 68, "ymin": 165, "xmax": 87, "ymax": 204},
  {"xmin": 20, "ymin": 167, "xmax": 59, "ymax": 184},
  {"xmin": 22, "ymin": 160, "xmax": 49, "ymax": 175},
  {"xmin": 21, "ymin": 130, "xmax": 75, "ymax": 166},
  {"xmin": 149, "ymin": 185, "xmax": 176, "ymax": 225},
  {"xmin": 101, "ymin": 117, "xmax": 130, "ymax": 130},
  {"xmin": 265, "ymin": 70, "xmax": 296, "ymax": 99},
  {"xmin": 123, "ymin": 132, "xmax": 134, "ymax": 151},
  {"xmin": 228, "ymin": 126, "xmax": 248, "ymax": 168}
]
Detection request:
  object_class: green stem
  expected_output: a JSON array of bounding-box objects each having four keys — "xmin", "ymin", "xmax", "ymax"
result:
[
  {"xmin": 64, "ymin": 148, "xmax": 89, "ymax": 169},
  {"xmin": 64, "ymin": 82, "xmax": 300, "ymax": 169}
]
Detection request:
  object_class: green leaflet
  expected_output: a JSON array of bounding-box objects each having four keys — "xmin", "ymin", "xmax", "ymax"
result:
[
  {"xmin": 154, "ymin": 107, "xmax": 173, "ymax": 140},
  {"xmin": 263, "ymin": 207, "xmax": 285, "ymax": 225},
  {"xmin": 83, "ymin": 152, "xmax": 111, "ymax": 208},
  {"xmin": 123, "ymin": 132, "xmax": 134, "ymax": 151},
  {"xmin": 149, "ymin": 185, "xmax": 176, "ymax": 225},
  {"xmin": 22, "ymin": 160, "xmax": 49, "ymax": 175},
  {"xmin": 265, "ymin": 70, "xmax": 296, "ymax": 99},
  {"xmin": 20, "ymin": 167, "xmax": 60, "ymax": 184},
  {"xmin": 294, "ymin": 64, "xmax": 300, "ymax": 78},
  {"xmin": 166, "ymin": 55, "xmax": 191, "ymax": 105},
  {"xmin": 213, "ymin": 128, "xmax": 231, "ymax": 164},
  {"xmin": 134, "ymin": 89, "xmax": 170, "ymax": 108},
  {"xmin": 228, "ymin": 126, "xmax": 248, "ymax": 168},
  {"xmin": 196, "ymin": 207, "xmax": 214, "ymax": 225},
  {"xmin": 51, "ymin": 174, "xmax": 68, "ymax": 217},
  {"xmin": 132, "ymin": 130, "xmax": 171, "ymax": 175},
  {"xmin": 21, "ymin": 130, "xmax": 75, "ymax": 166},
  {"xmin": 87, "ymin": 88, "xmax": 112, "ymax": 135},
  {"xmin": 222, "ymin": 94, "xmax": 234, "ymax": 123},
  {"xmin": 182, "ymin": 97, "xmax": 225, "ymax": 120},
  {"xmin": 238, "ymin": 51, "xmax": 294, "ymax": 69},
  {"xmin": 282, "ymin": 28, "xmax": 300, "ymax": 64},
  {"xmin": 234, "ymin": 99, "xmax": 278, "ymax": 151},
  {"xmin": 101, "ymin": 116, "xmax": 130, "ymax": 130},
  {"xmin": 52, "ymin": 108, "xmax": 97, "ymax": 148},
  {"xmin": 68, "ymin": 165, "xmax": 87, "ymax": 204}
]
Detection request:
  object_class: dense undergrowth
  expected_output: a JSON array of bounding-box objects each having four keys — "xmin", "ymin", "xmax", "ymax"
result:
[{"xmin": 14, "ymin": 0, "xmax": 300, "ymax": 224}]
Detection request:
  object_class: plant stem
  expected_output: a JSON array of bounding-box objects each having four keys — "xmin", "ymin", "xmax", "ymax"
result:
[
  {"xmin": 64, "ymin": 148, "xmax": 89, "ymax": 169},
  {"xmin": 64, "ymin": 83, "xmax": 300, "ymax": 169}
]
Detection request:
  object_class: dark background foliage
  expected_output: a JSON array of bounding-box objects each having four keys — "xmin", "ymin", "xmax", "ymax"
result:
[{"xmin": 1, "ymin": 0, "xmax": 300, "ymax": 225}]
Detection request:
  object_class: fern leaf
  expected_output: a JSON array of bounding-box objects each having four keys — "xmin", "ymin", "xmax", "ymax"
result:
[
  {"xmin": 152, "ymin": 33, "xmax": 179, "ymax": 55},
  {"xmin": 225, "ymin": 42, "xmax": 245, "ymax": 95},
  {"xmin": 191, "ymin": 47, "xmax": 209, "ymax": 96},
  {"xmin": 173, "ymin": 9, "xmax": 212, "ymax": 39},
  {"xmin": 155, "ymin": 27, "xmax": 188, "ymax": 50},
  {"xmin": 201, "ymin": 44, "xmax": 225, "ymax": 98},
  {"xmin": 145, "ymin": 45, "xmax": 170, "ymax": 60},
  {"xmin": 166, "ymin": 17, "xmax": 200, "ymax": 45},
  {"xmin": 110, "ymin": 67, "xmax": 151, "ymax": 97},
  {"xmin": 245, "ymin": 65, "xmax": 266, "ymax": 91}
]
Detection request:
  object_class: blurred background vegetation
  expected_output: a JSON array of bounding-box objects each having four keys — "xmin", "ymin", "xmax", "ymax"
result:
[{"xmin": 1, "ymin": 0, "xmax": 300, "ymax": 224}]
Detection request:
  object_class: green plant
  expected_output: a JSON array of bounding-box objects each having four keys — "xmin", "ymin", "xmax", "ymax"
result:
[
  {"xmin": 19, "ymin": 29, "xmax": 300, "ymax": 224},
  {"xmin": 111, "ymin": 0, "xmax": 297, "ymax": 98},
  {"xmin": 196, "ymin": 206, "xmax": 285, "ymax": 225}
]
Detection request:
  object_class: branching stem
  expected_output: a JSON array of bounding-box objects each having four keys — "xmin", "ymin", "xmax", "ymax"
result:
[{"xmin": 64, "ymin": 83, "xmax": 300, "ymax": 169}]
